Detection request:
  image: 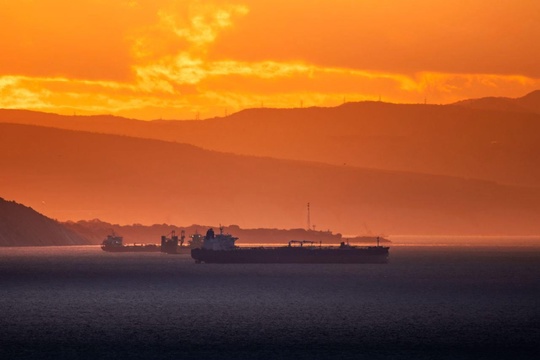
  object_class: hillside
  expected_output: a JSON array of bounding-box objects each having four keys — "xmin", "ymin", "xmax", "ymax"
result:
[
  {"xmin": 1, "ymin": 123, "xmax": 540, "ymax": 235},
  {"xmin": 2, "ymin": 92, "xmax": 540, "ymax": 187},
  {"xmin": 454, "ymin": 90, "xmax": 540, "ymax": 114},
  {"xmin": 0, "ymin": 197, "xmax": 91, "ymax": 246}
]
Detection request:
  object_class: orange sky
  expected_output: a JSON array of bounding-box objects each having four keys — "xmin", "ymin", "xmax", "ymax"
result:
[{"xmin": 1, "ymin": 0, "xmax": 539, "ymax": 120}]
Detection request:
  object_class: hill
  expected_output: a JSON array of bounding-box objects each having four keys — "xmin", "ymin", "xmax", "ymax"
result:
[
  {"xmin": 454, "ymin": 90, "xmax": 540, "ymax": 115},
  {"xmin": 2, "ymin": 93, "xmax": 540, "ymax": 187},
  {"xmin": 63, "ymin": 220, "xmax": 388, "ymax": 246},
  {"xmin": 1, "ymin": 123, "xmax": 540, "ymax": 235},
  {"xmin": 0, "ymin": 197, "xmax": 91, "ymax": 246}
]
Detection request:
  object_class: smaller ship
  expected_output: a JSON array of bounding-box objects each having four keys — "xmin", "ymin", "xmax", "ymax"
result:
[
  {"xmin": 161, "ymin": 230, "xmax": 186, "ymax": 254},
  {"xmin": 101, "ymin": 231, "xmax": 160, "ymax": 252},
  {"xmin": 191, "ymin": 227, "xmax": 390, "ymax": 264},
  {"xmin": 161, "ymin": 230, "xmax": 203, "ymax": 254}
]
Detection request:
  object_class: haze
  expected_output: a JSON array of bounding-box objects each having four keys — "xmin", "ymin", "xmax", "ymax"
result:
[{"xmin": 1, "ymin": 1, "xmax": 540, "ymax": 239}]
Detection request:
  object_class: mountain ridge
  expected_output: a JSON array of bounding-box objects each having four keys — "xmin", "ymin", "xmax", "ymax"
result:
[
  {"xmin": 2, "ymin": 92, "xmax": 540, "ymax": 187},
  {"xmin": 1, "ymin": 123, "xmax": 540, "ymax": 235},
  {"xmin": 454, "ymin": 90, "xmax": 540, "ymax": 114}
]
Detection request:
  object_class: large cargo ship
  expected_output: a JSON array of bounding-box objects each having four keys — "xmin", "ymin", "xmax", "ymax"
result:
[
  {"xmin": 101, "ymin": 232, "xmax": 160, "ymax": 252},
  {"xmin": 191, "ymin": 227, "xmax": 389, "ymax": 264}
]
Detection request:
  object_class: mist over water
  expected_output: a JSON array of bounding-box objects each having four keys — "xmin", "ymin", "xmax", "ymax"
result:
[
  {"xmin": 388, "ymin": 235, "xmax": 540, "ymax": 247},
  {"xmin": 1, "ymin": 243, "xmax": 539, "ymax": 359}
]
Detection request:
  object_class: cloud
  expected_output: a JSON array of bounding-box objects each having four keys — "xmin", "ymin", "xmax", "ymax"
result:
[
  {"xmin": 1, "ymin": 1, "xmax": 540, "ymax": 119},
  {"xmin": 157, "ymin": 2, "xmax": 248, "ymax": 47},
  {"xmin": 3, "ymin": 66, "xmax": 539, "ymax": 120},
  {"xmin": 132, "ymin": 1, "xmax": 248, "ymax": 62},
  {"xmin": 413, "ymin": 73, "xmax": 540, "ymax": 103}
]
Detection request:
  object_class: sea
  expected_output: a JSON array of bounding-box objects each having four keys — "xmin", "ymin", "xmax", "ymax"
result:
[{"xmin": 1, "ymin": 238, "xmax": 539, "ymax": 360}]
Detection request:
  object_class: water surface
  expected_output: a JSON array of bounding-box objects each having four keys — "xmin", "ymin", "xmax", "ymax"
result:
[{"xmin": 1, "ymin": 245, "xmax": 539, "ymax": 359}]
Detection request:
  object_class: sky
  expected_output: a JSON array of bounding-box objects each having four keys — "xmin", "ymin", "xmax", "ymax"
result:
[{"xmin": 1, "ymin": 0, "xmax": 539, "ymax": 120}]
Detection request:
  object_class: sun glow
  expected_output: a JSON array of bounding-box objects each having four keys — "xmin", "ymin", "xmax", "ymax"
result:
[{"xmin": 1, "ymin": 0, "xmax": 539, "ymax": 119}]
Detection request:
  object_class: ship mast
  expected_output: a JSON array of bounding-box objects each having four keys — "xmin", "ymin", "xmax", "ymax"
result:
[{"xmin": 307, "ymin": 202, "xmax": 311, "ymax": 231}]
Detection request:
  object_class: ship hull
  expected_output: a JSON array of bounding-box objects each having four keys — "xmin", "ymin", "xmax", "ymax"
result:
[
  {"xmin": 191, "ymin": 246, "xmax": 389, "ymax": 264},
  {"xmin": 161, "ymin": 246, "xmax": 192, "ymax": 255},
  {"xmin": 101, "ymin": 245, "xmax": 160, "ymax": 252}
]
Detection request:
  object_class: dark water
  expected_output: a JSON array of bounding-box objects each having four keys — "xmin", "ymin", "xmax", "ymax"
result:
[{"xmin": 1, "ymin": 246, "xmax": 539, "ymax": 359}]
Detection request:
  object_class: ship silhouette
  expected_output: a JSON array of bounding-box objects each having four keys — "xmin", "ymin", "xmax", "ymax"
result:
[{"xmin": 191, "ymin": 227, "xmax": 389, "ymax": 264}]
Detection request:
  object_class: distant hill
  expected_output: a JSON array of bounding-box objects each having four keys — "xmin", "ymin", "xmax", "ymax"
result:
[
  {"xmin": 63, "ymin": 220, "xmax": 389, "ymax": 246},
  {"xmin": 454, "ymin": 97, "xmax": 531, "ymax": 113},
  {"xmin": 2, "ymin": 92, "xmax": 540, "ymax": 187},
  {"xmin": 454, "ymin": 90, "xmax": 540, "ymax": 114},
  {"xmin": 63, "ymin": 220, "xmax": 180, "ymax": 245},
  {"xmin": 1, "ymin": 123, "xmax": 540, "ymax": 235},
  {"xmin": 0, "ymin": 197, "xmax": 91, "ymax": 246},
  {"xmin": 517, "ymin": 90, "xmax": 540, "ymax": 113}
]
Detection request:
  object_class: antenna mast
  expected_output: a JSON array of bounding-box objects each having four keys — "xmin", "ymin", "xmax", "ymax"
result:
[{"xmin": 307, "ymin": 202, "xmax": 311, "ymax": 231}]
